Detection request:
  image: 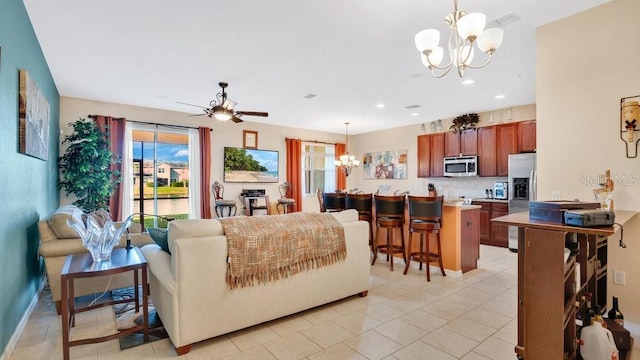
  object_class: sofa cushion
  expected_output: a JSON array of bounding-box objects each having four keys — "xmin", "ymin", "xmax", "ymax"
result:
[
  {"xmin": 148, "ymin": 227, "xmax": 170, "ymax": 254},
  {"xmin": 47, "ymin": 205, "xmax": 84, "ymax": 239}
]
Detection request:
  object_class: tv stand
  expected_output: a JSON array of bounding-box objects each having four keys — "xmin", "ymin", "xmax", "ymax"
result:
[{"xmin": 240, "ymin": 189, "xmax": 270, "ymax": 216}]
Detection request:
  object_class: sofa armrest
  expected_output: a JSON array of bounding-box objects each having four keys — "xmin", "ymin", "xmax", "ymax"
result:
[{"xmin": 141, "ymin": 244, "xmax": 177, "ymax": 293}]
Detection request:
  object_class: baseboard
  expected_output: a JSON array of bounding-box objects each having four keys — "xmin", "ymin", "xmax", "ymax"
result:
[{"xmin": 0, "ymin": 275, "xmax": 47, "ymax": 360}]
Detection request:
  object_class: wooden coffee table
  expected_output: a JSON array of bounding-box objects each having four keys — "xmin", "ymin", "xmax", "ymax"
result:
[{"xmin": 60, "ymin": 247, "xmax": 148, "ymax": 360}]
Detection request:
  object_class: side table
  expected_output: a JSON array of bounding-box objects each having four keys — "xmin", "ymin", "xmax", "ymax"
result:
[{"xmin": 60, "ymin": 247, "xmax": 148, "ymax": 360}]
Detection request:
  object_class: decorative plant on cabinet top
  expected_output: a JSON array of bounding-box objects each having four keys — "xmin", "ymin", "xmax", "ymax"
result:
[
  {"xmin": 58, "ymin": 118, "xmax": 121, "ymax": 212},
  {"xmin": 450, "ymin": 113, "xmax": 479, "ymax": 133}
]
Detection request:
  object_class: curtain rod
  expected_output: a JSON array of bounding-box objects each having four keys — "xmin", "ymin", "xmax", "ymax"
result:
[
  {"xmin": 285, "ymin": 137, "xmax": 338, "ymax": 145},
  {"xmin": 88, "ymin": 115, "xmax": 212, "ymax": 131}
]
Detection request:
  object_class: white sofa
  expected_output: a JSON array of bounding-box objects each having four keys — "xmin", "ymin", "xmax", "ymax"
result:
[{"xmin": 140, "ymin": 209, "xmax": 371, "ymax": 355}]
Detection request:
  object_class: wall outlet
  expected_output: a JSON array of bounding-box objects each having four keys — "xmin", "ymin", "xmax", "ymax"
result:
[{"xmin": 613, "ymin": 270, "xmax": 626, "ymax": 285}]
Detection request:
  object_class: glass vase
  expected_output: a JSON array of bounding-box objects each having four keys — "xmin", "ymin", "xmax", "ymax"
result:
[{"xmin": 67, "ymin": 209, "xmax": 132, "ymax": 262}]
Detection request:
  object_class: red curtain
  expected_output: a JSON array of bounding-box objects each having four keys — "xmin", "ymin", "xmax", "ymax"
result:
[
  {"xmin": 285, "ymin": 138, "xmax": 302, "ymax": 212},
  {"xmin": 92, "ymin": 115, "xmax": 125, "ymax": 221},
  {"xmin": 199, "ymin": 127, "xmax": 212, "ymax": 219},
  {"xmin": 335, "ymin": 143, "xmax": 346, "ymax": 191}
]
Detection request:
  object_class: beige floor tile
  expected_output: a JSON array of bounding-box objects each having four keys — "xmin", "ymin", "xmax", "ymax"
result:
[
  {"xmin": 269, "ymin": 315, "xmax": 315, "ymax": 337},
  {"xmin": 220, "ymin": 346, "xmax": 278, "ymax": 360},
  {"xmin": 307, "ymin": 343, "xmax": 368, "ymax": 360},
  {"xmin": 374, "ymin": 319, "xmax": 428, "ymax": 346},
  {"xmin": 399, "ymin": 309, "xmax": 448, "ymax": 333},
  {"xmin": 420, "ymin": 327, "xmax": 479, "ymax": 358},
  {"xmin": 420, "ymin": 300, "xmax": 474, "ymax": 321},
  {"xmin": 477, "ymin": 296, "xmax": 517, "ymax": 318},
  {"xmin": 302, "ymin": 307, "xmax": 343, "ymax": 325},
  {"xmin": 264, "ymin": 333, "xmax": 322, "ymax": 360},
  {"xmin": 492, "ymin": 319, "xmax": 518, "ymax": 345},
  {"xmin": 302, "ymin": 321, "xmax": 356, "ymax": 348},
  {"xmin": 473, "ymin": 336, "xmax": 518, "ymax": 360},
  {"xmin": 392, "ymin": 340, "xmax": 456, "ymax": 360},
  {"xmin": 344, "ymin": 330, "xmax": 403, "ymax": 360},
  {"xmin": 459, "ymin": 351, "xmax": 492, "ymax": 359},
  {"xmin": 384, "ymin": 296, "xmax": 425, "ymax": 314},
  {"xmin": 332, "ymin": 311, "xmax": 383, "ymax": 335},
  {"xmin": 190, "ymin": 335, "xmax": 240, "ymax": 359},
  {"xmin": 228, "ymin": 324, "xmax": 281, "ymax": 351},
  {"xmin": 460, "ymin": 307, "xmax": 512, "ymax": 330},
  {"xmin": 444, "ymin": 318, "xmax": 496, "ymax": 343},
  {"xmin": 329, "ymin": 298, "xmax": 368, "ymax": 316},
  {"xmin": 359, "ymin": 303, "xmax": 405, "ymax": 323}
]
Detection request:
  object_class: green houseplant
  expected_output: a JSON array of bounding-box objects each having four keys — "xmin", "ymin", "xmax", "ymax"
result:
[
  {"xmin": 58, "ymin": 118, "xmax": 121, "ymax": 212},
  {"xmin": 450, "ymin": 113, "xmax": 479, "ymax": 133}
]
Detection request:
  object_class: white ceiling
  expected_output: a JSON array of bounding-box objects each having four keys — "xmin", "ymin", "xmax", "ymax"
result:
[{"xmin": 23, "ymin": 0, "xmax": 608, "ymax": 135}]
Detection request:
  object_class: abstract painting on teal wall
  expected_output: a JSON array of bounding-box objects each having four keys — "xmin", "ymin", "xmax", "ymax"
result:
[{"xmin": 18, "ymin": 69, "xmax": 50, "ymax": 160}]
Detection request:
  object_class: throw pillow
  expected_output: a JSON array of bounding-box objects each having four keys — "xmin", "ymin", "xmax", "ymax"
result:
[
  {"xmin": 148, "ymin": 227, "xmax": 170, "ymax": 254},
  {"xmin": 47, "ymin": 205, "xmax": 84, "ymax": 239}
]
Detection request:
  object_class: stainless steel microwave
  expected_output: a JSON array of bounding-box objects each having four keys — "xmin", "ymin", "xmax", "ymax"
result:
[{"xmin": 443, "ymin": 156, "xmax": 478, "ymax": 177}]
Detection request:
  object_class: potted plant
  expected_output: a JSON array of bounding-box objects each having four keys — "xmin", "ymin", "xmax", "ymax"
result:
[
  {"xmin": 450, "ymin": 113, "xmax": 479, "ymax": 133},
  {"xmin": 58, "ymin": 118, "xmax": 121, "ymax": 212}
]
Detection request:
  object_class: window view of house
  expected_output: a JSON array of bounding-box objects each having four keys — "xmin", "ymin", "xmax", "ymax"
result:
[
  {"xmin": 132, "ymin": 129, "xmax": 190, "ymax": 228},
  {"xmin": 303, "ymin": 143, "xmax": 336, "ymax": 194}
]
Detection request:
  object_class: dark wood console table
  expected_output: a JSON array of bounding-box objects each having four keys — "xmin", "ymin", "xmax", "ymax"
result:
[
  {"xmin": 492, "ymin": 211, "xmax": 637, "ymax": 359},
  {"xmin": 60, "ymin": 247, "xmax": 148, "ymax": 360}
]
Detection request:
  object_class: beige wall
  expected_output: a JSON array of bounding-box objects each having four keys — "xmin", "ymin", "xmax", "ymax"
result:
[
  {"xmin": 60, "ymin": 97, "xmax": 345, "ymax": 213},
  {"xmin": 537, "ymin": 0, "xmax": 640, "ymax": 323}
]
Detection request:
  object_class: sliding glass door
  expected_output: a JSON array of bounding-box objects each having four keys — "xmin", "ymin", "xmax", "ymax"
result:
[{"xmin": 130, "ymin": 124, "xmax": 190, "ymax": 229}]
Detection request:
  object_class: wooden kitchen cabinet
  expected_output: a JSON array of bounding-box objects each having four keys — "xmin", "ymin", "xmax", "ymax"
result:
[
  {"xmin": 477, "ymin": 127, "xmax": 496, "ymax": 177},
  {"xmin": 445, "ymin": 130, "xmax": 477, "ymax": 157},
  {"xmin": 460, "ymin": 208, "xmax": 480, "ymax": 272},
  {"xmin": 430, "ymin": 133, "xmax": 445, "ymax": 177},
  {"xmin": 471, "ymin": 200, "xmax": 509, "ymax": 248},
  {"xmin": 417, "ymin": 134, "xmax": 431, "ymax": 178},
  {"xmin": 518, "ymin": 119, "xmax": 537, "ymax": 153},
  {"xmin": 496, "ymin": 123, "xmax": 518, "ymax": 176}
]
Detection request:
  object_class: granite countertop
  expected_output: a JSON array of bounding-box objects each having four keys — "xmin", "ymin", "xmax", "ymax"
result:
[{"xmin": 470, "ymin": 198, "xmax": 509, "ymax": 203}]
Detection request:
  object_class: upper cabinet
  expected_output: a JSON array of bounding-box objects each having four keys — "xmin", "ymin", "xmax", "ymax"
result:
[
  {"xmin": 430, "ymin": 133, "xmax": 445, "ymax": 177},
  {"xmin": 518, "ymin": 120, "xmax": 537, "ymax": 153},
  {"xmin": 477, "ymin": 127, "xmax": 496, "ymax": 177},
  {"xmin": 496, "ymin": 123, "xmax": 518, "ymax": 176},
  {"xmin": 417, "ymin": 134, "xmax": 431, "ymax": 178},
  {"xmin": 418, "ymin": 119, "xmax": 535, "ymax": 178},
  {"xmin": 445, "ymin": 130, "xmax": 477, "ymax": 157},
  {"xmin": 417, "ymin": 133, "xmax": 445, "ymax": 178}
]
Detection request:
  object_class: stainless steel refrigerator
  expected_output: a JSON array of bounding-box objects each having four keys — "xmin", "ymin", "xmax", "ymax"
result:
[{"xmin": 508, "ymin": 153, "xmax": 537, "ymax": 250}]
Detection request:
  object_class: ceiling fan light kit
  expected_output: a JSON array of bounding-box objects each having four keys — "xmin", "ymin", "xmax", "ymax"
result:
[
  {"xmin": 415, "ymin": 0, "xmax": 504, "ymax": 78},
  {"xmin": 180, "ymin": 82, "xmax": 268, "ymax": 123}
]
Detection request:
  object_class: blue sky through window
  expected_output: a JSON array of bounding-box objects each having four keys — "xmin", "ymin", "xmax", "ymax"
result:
[{"xmin": 133, "ymin": 142, "xmax": 188, "ymax": 162}]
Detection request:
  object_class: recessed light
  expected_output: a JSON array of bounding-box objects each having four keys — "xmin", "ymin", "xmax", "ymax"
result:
[
  {"xmin": 411, "ymin": 113, "xmax": 420, "ymax": 117},
  {"xmin": 462, "ymin": 79, "xmax": 474, "ymax": 85},
  {"xmin": 495, "ymin": 94, "xmax": 506, "ymax": 99},
  {"xmin": 375, "ymin": 103, "xmax": 385, "ymax": 108}
]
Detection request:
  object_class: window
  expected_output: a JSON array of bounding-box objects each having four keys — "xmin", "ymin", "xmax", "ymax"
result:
[{"xmin": 302, "ymin": 143, "xmax": 336, "ymax": 194}]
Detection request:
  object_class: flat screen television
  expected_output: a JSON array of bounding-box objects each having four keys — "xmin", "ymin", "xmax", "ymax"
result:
[{"xmin": 223, "ymin": 147, "xmax": 279, "ymax": 183}]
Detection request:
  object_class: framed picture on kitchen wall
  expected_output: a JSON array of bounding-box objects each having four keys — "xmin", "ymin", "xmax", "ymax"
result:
[{"xmin": 362, "ymin": 149, "xmax": 408, "ymax": 179}]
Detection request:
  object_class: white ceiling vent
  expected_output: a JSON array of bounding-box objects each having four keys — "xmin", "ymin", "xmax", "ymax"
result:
[{"xmin": 486, "ymin": 12, "xmax": 521, "ymax": 28}]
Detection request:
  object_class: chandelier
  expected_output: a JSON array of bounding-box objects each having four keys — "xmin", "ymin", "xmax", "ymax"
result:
[
  {"xmin": 335, "ymin": 122, "xmax": 360, "ymax": 177},
  {"xmin": 414, "ymin": 0, "xmax": 504, "ymax": 78}
]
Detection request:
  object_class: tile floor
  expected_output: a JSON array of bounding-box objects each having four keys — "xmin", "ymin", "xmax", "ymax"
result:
[{"xmin": 5, "ymin": 246, "xmax": 638, "ymax": 359}]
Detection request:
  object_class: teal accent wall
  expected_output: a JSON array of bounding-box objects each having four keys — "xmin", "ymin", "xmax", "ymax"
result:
[{"xmin": 0, "ymin": 0, "xmax": 59, "ymax": 354}]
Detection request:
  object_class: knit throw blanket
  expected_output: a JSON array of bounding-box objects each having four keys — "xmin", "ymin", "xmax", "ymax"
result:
[{"xmin": 218, "ymin": 212, "xmax": 346, "ymax": 289}]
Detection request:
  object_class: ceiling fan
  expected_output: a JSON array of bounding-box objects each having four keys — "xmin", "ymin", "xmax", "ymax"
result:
[{"xmin": 178, "ymin": 82, "xmax": 268, "ymax": 123}]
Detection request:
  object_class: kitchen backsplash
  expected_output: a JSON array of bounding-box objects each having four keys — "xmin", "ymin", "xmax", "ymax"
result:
[{"xmin": 406, "ymin": 177, "xmax": 509, "ymax": 199}]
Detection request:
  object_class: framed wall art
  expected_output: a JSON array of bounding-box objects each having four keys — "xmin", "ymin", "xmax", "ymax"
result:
[
  {"xmin": 243, "ymin": 130, "xmax": 258, "ymax": 149},
  {"xmin": 620, "ymin": 95, "xmax": 640, "ymax": 158},
  {"xmin": 18, "ymin": 69, "xmax": 50, "ymax": 160},
  {"xmin": 362, "ymin": 149, "xmax": 408, "ymax": 179}
]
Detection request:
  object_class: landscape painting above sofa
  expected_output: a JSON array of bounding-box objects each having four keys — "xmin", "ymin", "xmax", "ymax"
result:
[{"xmin": 223, "ymin": 147, "xmax": 278, "ymax": 183}]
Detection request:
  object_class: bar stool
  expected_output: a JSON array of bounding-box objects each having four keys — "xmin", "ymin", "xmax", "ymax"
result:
[
  {"xmin": 323, "ymin": 192, "xmax": 346, "ymax": 213},
  {"xmin": 212, "ymin": 181, "xmax": 236, "ymax": 217},
  {"xmin": 372, "ymin": 195, "xmax": 406, "ymax": 271},
  {"xmin": 345, "ymin": 193, "xmax": 373, "ymax": 246},
  {"xmin": 403, "ymin": 195, "xmax": 445, "ymax": 281}
]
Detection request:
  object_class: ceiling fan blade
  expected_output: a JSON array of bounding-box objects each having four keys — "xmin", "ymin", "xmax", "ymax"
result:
[
  {"xmin": 188, "ymin": 113, "xmax": 207, "ymax": 117},
  {"xmin": 176, "ymin": 101, "xmax": 206, "ymax": 108},
  {"xmin": 231, "ymin": 116, "xmax": 244, "ymax": 123},
  {"xmin": 236, "ymin": 111, "xmax": 268, "ymax": 117}
]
